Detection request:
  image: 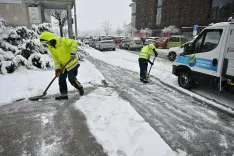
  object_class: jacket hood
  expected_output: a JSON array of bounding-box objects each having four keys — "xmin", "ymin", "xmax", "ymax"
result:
[{"xmin": 40, "ymin": 32, "xmax": 57, "ymax": 43}]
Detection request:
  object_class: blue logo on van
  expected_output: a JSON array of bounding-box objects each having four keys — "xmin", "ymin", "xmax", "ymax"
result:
[{"xmin": 176, "ymin": 56, "xmax": 217, "ymax": 71}]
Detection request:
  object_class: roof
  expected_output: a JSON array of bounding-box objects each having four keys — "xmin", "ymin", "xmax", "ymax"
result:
[
  {"xmin": 37, "ymin": 0, "xmax": 75, "ymax": 9},
  {"xmin": 208, "ymin": 22, "xmax": 230, "ymax": 28}
]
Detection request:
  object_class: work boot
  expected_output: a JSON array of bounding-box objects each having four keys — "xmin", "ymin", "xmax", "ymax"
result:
[
  {"xmin": 78, "ymin": 86, "xmax": 84, "ymax": 96},
  {"xmin": 143, "ymin": 79, "xmax": 149, "ymax": 84},
  {"xmin": 140, "ymin": 78, "xmax": 143, "ymax": 82},
  {"xmin": 55, "ymin": 94, "xmax": 68, "ymax": 100}
]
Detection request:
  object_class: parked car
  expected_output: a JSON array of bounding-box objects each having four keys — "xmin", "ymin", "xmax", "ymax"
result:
[
  {"xmin": 89, "ymin": 38, "xmax": 98, "ymax": 48},
  {"xmin": 119, "ymin": 40, "xmax": 130, "ymax": 49},
  {"xmin": 113, "ymin": 37, "xmax": 123, "ymax": 45},
  {"xmin": 155, "ymin": 37, "xmax": 169, "ymax": 49},
  {"xmin": 147, "ymin": 37, "xmax": 160, "ymax": 40},
  {"xmin": 167, "ymin": 35, "xmax": 188, "ymax": 48},
  {"xmin": 95, "ymin": 37, "xmax": 115, "ymax": 51},
  {"xmin": 167, "ymin": 41, "xmax": 193, "ymax": 61},
  {"xmin": 144, "ymin": 39, "xmax": 156, "ymax": 45},
  {"xmin": 83, "ymin": 37, "xmax": 91, "ymax": 44},
  {"xmin": 129, "ymin": 38, "xmax": 144, "ymax": 50}
]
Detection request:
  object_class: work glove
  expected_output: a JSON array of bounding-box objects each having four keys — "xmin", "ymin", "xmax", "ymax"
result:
[
  {"xmin": 148, "ymin": 60, "xmax": 154, "ymax": 66},
  {"xmin": 55, "ymin": 69, "xmax": 61, "ymax": 77}
]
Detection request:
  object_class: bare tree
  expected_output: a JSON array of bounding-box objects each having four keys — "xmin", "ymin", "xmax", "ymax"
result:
[
  {"xmin": 51, "ymin": 9, "xmax": 67, "ymax": 37},
  {"xmin": 127, "ymin": 24, "xmax": 137, "ymax": 37},
  {"xmin": 102, "ymin": 21, "xmax": 112, "ymax": 36},
  {"xmin": 116, "ymin": 26, "xmax": 123, "ymax": 36}
]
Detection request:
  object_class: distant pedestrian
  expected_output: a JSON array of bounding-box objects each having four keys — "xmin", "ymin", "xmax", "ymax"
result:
[{"xmin": 138, "ymin": 43, "xmax": 158, "ymax": 83}]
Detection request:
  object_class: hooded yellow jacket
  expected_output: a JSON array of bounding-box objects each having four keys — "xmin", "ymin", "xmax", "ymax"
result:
[
  {"xmin": 139, "ymin": 43, "xmax": 156, "ymax": 59},
  {"xmin": 40, "ymin": 32, "xmax": 79, "ymax": 71}
]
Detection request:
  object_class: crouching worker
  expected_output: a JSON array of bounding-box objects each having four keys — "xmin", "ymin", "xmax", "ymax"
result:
[
  {"xmin": 40, "ymin": 32, "xmax": 84, "ymax": 100},
  {"xmin": 138, "ymin": 43, "xmax": 158, "ymax": 83}
]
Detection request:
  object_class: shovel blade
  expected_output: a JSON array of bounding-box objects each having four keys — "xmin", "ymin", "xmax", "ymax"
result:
[{"xmin": 28, "ymin": 95, "xmax": 45, "ymax": 101}]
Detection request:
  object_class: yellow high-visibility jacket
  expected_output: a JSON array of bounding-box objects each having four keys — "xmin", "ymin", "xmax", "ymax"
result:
[
  {"xmin": 139, "ymin": 44, "xmax": 156, "ymax": 60},
  {"xmin": 40, "ymin": 32, "xmax": 79, "ymax": 71}
]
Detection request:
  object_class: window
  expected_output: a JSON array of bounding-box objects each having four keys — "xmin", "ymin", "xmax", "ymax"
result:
[
  {"xmin": 158, "ymin": 0, "xmax": 162, "ymax": 6},
  {"xmin": 191, "ymin": 29, "xmax": 223, "ymax": 54},
  {"xmin": 169, "ymin": 37, "xmax": 180, "ymax": 42},
  {"xmin": 211, "ymin": 0, "xmax": 233, "ymax": 19},
  {"xmin": 156, "ymin": 0, "xmax": 162, "ymax": 25},
  {"xmin": 156, "ymin": 8, "xmax": 162, "ymax": 25}
]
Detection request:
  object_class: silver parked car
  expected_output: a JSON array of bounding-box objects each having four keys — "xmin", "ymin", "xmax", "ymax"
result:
[
  {"xmin": 95, "ymin": 37, "xmax": 116, "ymax": 51},
  {"xmin": 129, "ymin": 38, "xmax": 144, "ymax": 50}
]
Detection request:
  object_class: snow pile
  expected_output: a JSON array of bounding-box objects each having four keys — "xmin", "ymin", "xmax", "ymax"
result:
[
  {"xmin": 0, "ymin": 18, "xmax": 87, "ymax": 74},
  {"xmin": 77, "ymin": 39, "xmax": 90, "ymax": 61},
  {"xmin": 0, "ymin": 20, "xmax": 53, "ymax": 74},
  {"xmin": 75, "ymin": 87, "xmax": 175, "ymax": 156},
  {"xmin": 0, "ymin": 59, "xmax": 103, "ymax": 104}
]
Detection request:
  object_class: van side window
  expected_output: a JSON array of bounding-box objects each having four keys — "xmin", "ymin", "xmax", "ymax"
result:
[{"xmin": 192, "ymin": 29, "xmax": 223, "ymax": 54}]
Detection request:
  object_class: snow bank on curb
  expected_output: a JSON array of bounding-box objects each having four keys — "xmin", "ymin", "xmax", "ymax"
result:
[
  {"xmin": 0, "ymin": 59, "xmax": 104, "ymax": 105},
  {"xmin": 85, "ymin": 47, "xmax": 234, "ymax": 115},
  {"xmin": 75, "ymin": 87, "xmax": 176, "ymax": 156}
]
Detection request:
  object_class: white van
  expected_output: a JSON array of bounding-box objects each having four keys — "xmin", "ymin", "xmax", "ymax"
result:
[{"xmin": 172, "ymin": 20, "xmax": 234, "ymax": 91}]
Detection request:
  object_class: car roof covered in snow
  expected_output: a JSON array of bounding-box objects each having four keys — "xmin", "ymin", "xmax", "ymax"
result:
[{"xmin": 208, "ymin": 22, "xmax": 231, "ymax": 28}]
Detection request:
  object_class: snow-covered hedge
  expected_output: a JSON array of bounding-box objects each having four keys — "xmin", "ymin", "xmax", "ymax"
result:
[
  {"xmin": 0, "ymin": 19, "xmax": 86, "ymax": 74},
  {"xmin": 0, "ymin": 19, "xmax": 53, "ymax": 74}
]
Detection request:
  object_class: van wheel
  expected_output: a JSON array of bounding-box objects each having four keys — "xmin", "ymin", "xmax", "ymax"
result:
[
  {"xmin": 168, "ymin": 52, "xmax": 177, "ymax": 61},
  {"xmin": 178, "ymin": 72, "xmax": 193, "ymax": 89}
]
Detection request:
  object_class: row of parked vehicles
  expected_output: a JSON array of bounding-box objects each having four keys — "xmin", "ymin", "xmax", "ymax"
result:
[{"xmin": 86, "ymin": 37, "xmax": 116, "ymax": 51}]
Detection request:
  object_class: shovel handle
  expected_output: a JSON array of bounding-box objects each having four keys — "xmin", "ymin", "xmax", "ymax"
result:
[
  {"xmin": 148, "ymin": 56, "xmax": 156, "ymax": 76},
  {"xmin": 42, "ymin": 59, "xmax": 73, "ymax": 95}
]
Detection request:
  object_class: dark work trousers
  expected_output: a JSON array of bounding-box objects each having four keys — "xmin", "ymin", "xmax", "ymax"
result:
[
  {"xmin": 138, "ymin": 58, "xmax": 148, "ymax": 81},
  {"xmin": 58, "ymin": 64, "xmax": 82, "ymax": 95}
]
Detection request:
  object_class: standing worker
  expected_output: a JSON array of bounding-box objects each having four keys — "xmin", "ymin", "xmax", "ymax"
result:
[
  {"xmin": 40, "ymin": 32, "xmax": 84, "ymax": 100},
  {"xmin": 138, "ymin": 43, "xmax": 158, "ymax": 83}
]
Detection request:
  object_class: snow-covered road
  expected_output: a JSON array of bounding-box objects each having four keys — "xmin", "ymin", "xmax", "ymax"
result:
[{"xmin": 86, "ymin": 48, "xmax": 234, "ymax": 155}]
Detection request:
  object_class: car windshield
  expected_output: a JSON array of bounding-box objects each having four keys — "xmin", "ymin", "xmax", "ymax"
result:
[
  {"xmin": 135, "ymin": 40, "xmax": 142, "ymax": 44},
  {"xmin": 102, "ymin": 38, "xmax": 112, "ymax": 41}
]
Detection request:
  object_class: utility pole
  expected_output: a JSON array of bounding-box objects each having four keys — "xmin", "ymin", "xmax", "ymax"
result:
[{"xmin": 74, "ymin": 0, "xmax": 78, "ymax": 39}]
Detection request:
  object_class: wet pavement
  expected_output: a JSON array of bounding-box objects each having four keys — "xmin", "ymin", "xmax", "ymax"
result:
[
  {"xmin": 0, "ymin": 88, "xmax": 107, "ymax": 156},
  {"xmin": 89, "ymin": 56, "xmax": 234, "ymax": 156}
]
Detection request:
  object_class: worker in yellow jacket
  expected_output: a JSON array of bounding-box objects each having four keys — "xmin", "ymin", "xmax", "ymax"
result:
[
  {"xmin": 40, "ymin": 32, "xmax": 84, "ymax": 100},
  {"xmin": 139, "ymin": 43, "xmax": 158, "ymax": 83}
]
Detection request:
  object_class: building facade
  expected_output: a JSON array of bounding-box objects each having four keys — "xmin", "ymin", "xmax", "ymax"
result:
[
  {"xmin": 129, "ymin": 0, "xmax": 136, "ymax": 27},
  {"xmin": 0, "ymin": 0, "xmax": 75, "ymax": 38},
  {"xmin": 135, "ymin": 0, "xmax": 234, "ymax": 36}
]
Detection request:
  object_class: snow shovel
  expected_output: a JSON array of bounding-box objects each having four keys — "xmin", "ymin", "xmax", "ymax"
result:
[
  {"xmin": 28, "ymin": 59, "xmax": 72, "ymax": 101},
  {"xmin": 147, "ymin": 56, "xmax": 156, "ymax": 79}
]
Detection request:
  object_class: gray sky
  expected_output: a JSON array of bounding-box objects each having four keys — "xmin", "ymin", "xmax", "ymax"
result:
[{"xmin": 76, "ymin": 0, "xmax": 132, "ymax": 32}]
